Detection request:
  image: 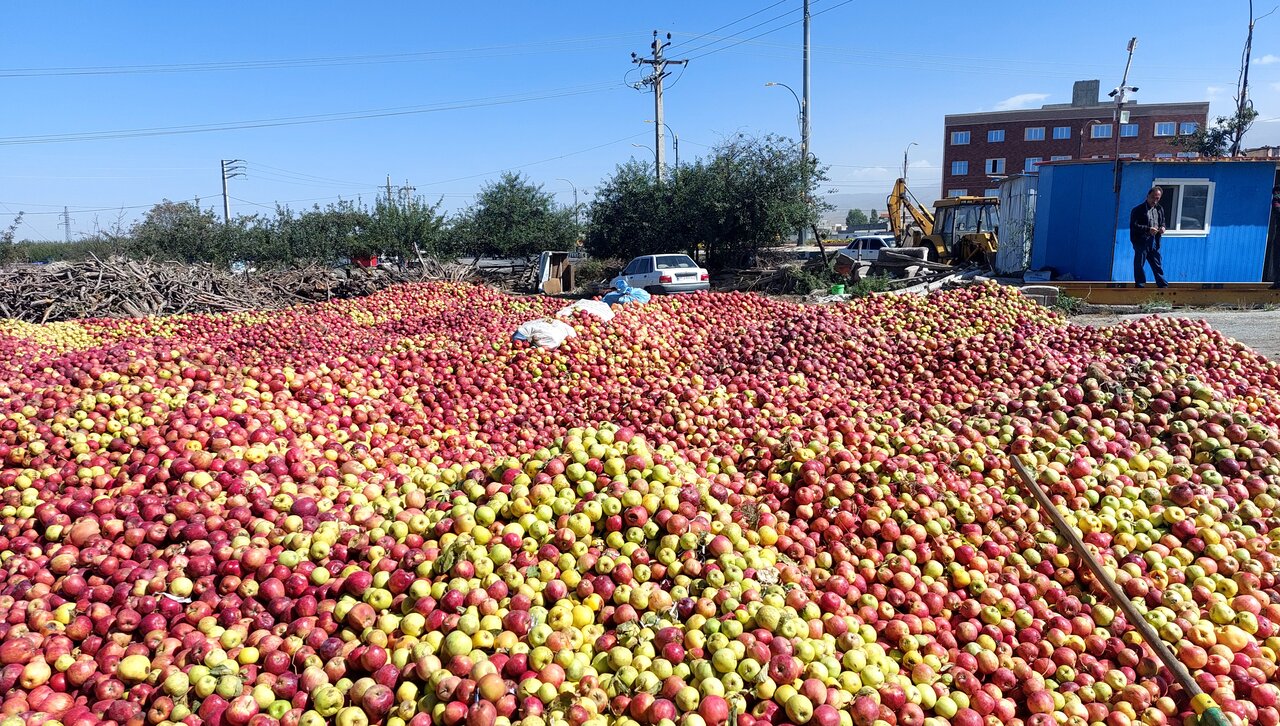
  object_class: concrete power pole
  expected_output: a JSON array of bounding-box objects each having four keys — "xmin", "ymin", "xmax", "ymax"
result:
[
  {"xmin": 801, "ymin": 0, "xmax": 811, "ymax": 245},
  {"xmin": 221, "ymin": 160, "xmax": 245, "ymax": 223},
  {"xmin": 632, "ymin": 32, "xmax": 687, "ymax": 182}
]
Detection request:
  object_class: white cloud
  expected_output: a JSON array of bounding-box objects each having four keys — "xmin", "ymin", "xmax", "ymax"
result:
[
  {"xmin": 993, "ymin": 93, "xmax": 1050, "ymax": 111},
  {"xmin": 1207, "ymin": 86, "xmax": 1225, "ymax": 98},
  {"xmin": 1256, "ymin": 54, "xmax": 1280, "ymax": 65}
]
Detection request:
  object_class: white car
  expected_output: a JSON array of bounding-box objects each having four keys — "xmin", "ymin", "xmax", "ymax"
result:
[
  {"xmin": 617, "ymin": 254, "xmax": 710, "ymax": 294},
  {"xmin": 834, "ymin": 235, "xmax": 897, "ymax": 276}
]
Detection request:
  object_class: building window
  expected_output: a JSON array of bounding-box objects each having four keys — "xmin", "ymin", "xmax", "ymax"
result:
[
  {"xmin": 951, "ymin": 131, "xmax": 971, "ymax": 145},
  {"xmin": 947, "ymin": 189, "xmax": 968, "ymax": 198},
  {"xmin": 1120, "ymin": 124, "xmax": 1139, "ymax": 138},
  {"xmin": 1118, "ymin": 153, "xmax": 1140, "ymax": 159},
  {"xmin": 1155, "ymin": 122, "xmax": 1176, "ymax": 137},
  {"xmin": 983, "ymin": 189, "xmax": 999, "ymax": 197},
  {"xmin": 1153, "ymin": 178, "xmax": 1214, "ymax": 234},
  {"xmin": 1024, "ymin": 157, "xmax": 1042, "ymax": 172},
  {"xmin": 988, "ymin": 129, "xmax": 1005, "ymax": 142},
  {"xmin": 1180, "ymin": 122, "xmax": 1200, "ymax": 135},
  {"xmin": 1050, "ymin": 155, "xmax": 1072, "ymax": 161},
  {"xmin": 1053, "ymin": 126, "xmax": 1071, "ymax": 140},
  {"xmin": 1176, "ymin": 152, "xmax": 1200, "ymax": 158},
  {"xmin": 1024, "ymin": 127, "xmax": 1045, "ymax": 141},
  {"xmin": 985, "ymin": 158, "xmax": 1006, "ymax": 175},
  {"xmin": 950, "ymin": 161, "xmax": 969, "ymax": 176},
  {"xmin": 1154, "ymin": 153, "xmax": 1174, "ymax": 159},
  {"xmin": 1091, "ymin": 124, "xmax": 1113, "ymax": 139}
]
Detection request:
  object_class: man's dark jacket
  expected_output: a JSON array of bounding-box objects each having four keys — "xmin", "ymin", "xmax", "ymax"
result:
[{"xmin": 1129, "ymin": 202, "xmax": 1165, "ymax": 246}]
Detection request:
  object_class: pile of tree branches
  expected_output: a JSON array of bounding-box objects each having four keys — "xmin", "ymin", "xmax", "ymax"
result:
[{"xmin": 0, "ymin": 256, "xmax": 474, "ymax": 323}]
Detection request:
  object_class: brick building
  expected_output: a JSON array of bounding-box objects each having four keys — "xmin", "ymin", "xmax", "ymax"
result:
[{"xmin": 942, "ymin": 80, "xmax": 1209, "ymax": 198}]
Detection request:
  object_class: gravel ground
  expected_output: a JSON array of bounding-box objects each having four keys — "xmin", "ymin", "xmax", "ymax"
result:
[{"xmin": 1073, "ymin": 308, "xmax": 1280, "ymax": 360}]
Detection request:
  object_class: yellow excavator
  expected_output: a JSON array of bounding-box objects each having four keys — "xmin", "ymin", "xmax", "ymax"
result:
[{"xmin": 886, "ymin": 178, "xmax": 1000, "ymax": 266}]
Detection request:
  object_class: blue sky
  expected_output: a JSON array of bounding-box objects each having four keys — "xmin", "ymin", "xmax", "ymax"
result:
[{"xmin": 2, "ymin": 1, "xmax": 1276, "ymax": 241}]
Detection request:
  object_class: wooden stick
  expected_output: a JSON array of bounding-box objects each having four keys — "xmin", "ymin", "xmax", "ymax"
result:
[{"xmin": 1009, "ymin": 456, "xmax": 1229, "ymax": 725}]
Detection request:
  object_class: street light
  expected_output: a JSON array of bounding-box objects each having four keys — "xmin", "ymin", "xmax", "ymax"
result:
[
  {"xmin": 644, "ymin": 120, "xmax": 678, "ymax": 173},
  {"xmin": 1080, "ymin": 119, "xmax": 1104, "ymax": 159},
  {"xmin": 555, "ymin": 179, "xmax": 580, "ymax": 250},
  {"xmin": 902, "ymin": 142, "xmax": 918, "ymax": 184},
  {"xmin": 765, "ymin": 82, "xmax": 803, "ymax": 137},
  {"xmin": 631, "ymin": 143, "xmax": 657, "ymax": 162},
  {"xmin": 767, "ymin": 81, "xmax": 809, "ymax": 246}
]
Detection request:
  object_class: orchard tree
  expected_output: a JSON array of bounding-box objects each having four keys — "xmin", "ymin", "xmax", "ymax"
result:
[
  {"xmin": 129, "ymin": 200, "xmax": 224, "ymax": 262},
  {"xmin": 584, "ymin": 161, "xmax": 670, "ymax": 260},
  {"xmin": 454, "ymin": 172, "xmax": 577, "ymax": 258},
  {"xmin": 360, "ymin": 194, "xmax": 450, "ymax": 261}
]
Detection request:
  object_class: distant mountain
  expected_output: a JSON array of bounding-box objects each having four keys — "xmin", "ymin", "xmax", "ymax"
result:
[{"xmin": 819, "ymin": 188, "xmax": 941, "ymax": 224}]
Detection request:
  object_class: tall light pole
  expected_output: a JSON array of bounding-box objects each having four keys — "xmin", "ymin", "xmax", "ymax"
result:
[
  {"xmin": 632, "ymin": 143, "xmax": 657, "ymax": 165},
  {"xmin": 556, "ymin": 178, "xmax": 580, "ymax": 252},
  {"xmin": 644, "ymin": 120, "xmax": 678, "ymax": 173},
  {"xmin": 767, "ymin": 81, "xmax": 808, "ymax": 245},
  {"xmin": 902, "ymin": 142, "xmax": 918, "ymax": 185}
]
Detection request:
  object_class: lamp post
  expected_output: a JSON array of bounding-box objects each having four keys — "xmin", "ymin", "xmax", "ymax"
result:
[
  {"xmin": 631, "ymin": 143, "xmax": 657, "ymax": 163},
  {"xmin": 644, "ymin": 120, "xmax": 678, "ymax": 174},
  {"xmin": 1079, "ymin": 119, "xmax": 1104, "ymax": 159},
  {"xmin": 902, "ymin": 142, "xmax": 918, "ymax": 236},
  {"xmin": 556, "ymin": 178, "xmax": 580, "ymax": 251},
  {"xmin": 767, "ymin": 81, "xmax": 809, "ymax": 245}
]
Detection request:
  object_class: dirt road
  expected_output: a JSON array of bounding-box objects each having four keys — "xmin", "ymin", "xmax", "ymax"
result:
[{"xmin": 1073, "ymin": 309, "xmax": 1280, "ymax": 360}]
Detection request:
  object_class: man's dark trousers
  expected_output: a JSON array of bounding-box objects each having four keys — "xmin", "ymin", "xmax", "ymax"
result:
[{"xmin": 1132, "ymin": 240, "xmax": 1166, "ymax": 287}]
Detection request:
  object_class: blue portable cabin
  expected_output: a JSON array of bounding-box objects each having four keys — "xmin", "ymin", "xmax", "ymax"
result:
[{"xmin": 1030, "ymin": 158, "xmax": 1278, "ymax": 282}]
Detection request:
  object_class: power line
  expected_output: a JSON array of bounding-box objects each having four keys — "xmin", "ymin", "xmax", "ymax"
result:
[
  {"xmin": 664, "ymin": 0, "xmax": 793, "ymax": 55},
  {"xmin": 0, "ymin": 82, "xmax": 621, "ymax": 146},
  {"xmin": 683, "ymin": 0, "xmax": 858, "ymax": 62},
  {"xmin": 0, "ymin": 35, "xmax": 635, "ymax": 78}
]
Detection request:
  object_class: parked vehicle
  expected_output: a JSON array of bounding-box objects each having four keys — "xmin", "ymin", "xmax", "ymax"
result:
[
  {"xmin": 617, "ymin": 254, "xmax": 710, "ymax": 294},
  {"xmin": 833, "ymin": 235, "xmax": 895, "ymax": 276}
]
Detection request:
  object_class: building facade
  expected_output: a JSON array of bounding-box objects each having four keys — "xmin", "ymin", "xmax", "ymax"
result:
[{"xmin": 943, "ymin": 81, "xmax": 1209, "ymax": 199}]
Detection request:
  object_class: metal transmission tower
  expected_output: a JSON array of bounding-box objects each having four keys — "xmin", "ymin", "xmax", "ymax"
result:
[
  {"xmin": 221, "ymin": 160, "xmax": 246, "ymax": 223},
  {"xmin": 631, "ymin": 31, "xmax": 686, "ymax": 182},
  {"xmin": 60, "ymin": 207, "xmax": 72, "ymax": 242}
]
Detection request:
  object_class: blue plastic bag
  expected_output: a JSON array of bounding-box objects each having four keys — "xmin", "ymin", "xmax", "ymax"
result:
[{"xmin": 602, "ymin": 277, "xmax": 652, "ymax": 306}]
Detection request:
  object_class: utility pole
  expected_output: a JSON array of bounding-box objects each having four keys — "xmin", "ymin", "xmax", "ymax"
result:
[
  {"xmin": 800, "ymin": 0, "xmax": 811, "ymax": 245},
  {"xmin": 1230, "ymin": 0, "xmax": 1273, "ymax": 156},
  {"xmin": 60, "ymin": 207, "xmax": 71, "ymax": 243},
  {"xmin": 386, "ymin": 175, "xmax": 394, "ymax": 205},
  {"xmin": 632, "ymin": 31, "xmax": 687, "ymax": 182},
  {"xmin": 1109, "ymin": 38, "xmax": 1138, "ymax": 194},
  {"xmin": 220, "ymin": 160, "xmax": 245, "ymax": 223}
]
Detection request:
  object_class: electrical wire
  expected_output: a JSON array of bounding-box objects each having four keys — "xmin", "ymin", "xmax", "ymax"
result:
[
  {"xmin": 664, "ymin": 0, "xmax": 793, "ymax": 55},
  {"xmin": 672, "ymin": 3, "xmax": 813, "ymax": 60},
  {"xmin": 683, "ymin": 0, "xmax": 858, "ymax": 62},
  {"xmin": 0, "ymin": 35, "xmax": 635, "ymax": 78},
  {"xmin": 9, "ymin": 194, "xmax": 223, "ymax": 216},
  {"xmin": 0, "ymin": 82, "xmax": 622, "ymax": 146}
]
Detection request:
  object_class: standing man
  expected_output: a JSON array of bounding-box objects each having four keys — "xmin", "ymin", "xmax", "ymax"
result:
[{"xmin": 1129, "ymin": 186, "xmax": 1168, "ymax": 288}]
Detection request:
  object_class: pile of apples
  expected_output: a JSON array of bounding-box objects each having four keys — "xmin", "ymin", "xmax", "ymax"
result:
[{"xmin": 0, "ymin": 280, "xmax": 1277, "ymax": 726}]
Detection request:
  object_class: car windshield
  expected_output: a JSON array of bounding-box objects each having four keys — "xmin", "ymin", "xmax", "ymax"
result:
[{"xmin": 655, "ymin": 255, "xmax": 698, "ymax": 269}]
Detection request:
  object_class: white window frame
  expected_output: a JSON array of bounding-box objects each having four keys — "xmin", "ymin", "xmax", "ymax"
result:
[
  {"xmin": 1153, "ymin": 178, "xmax": 1215, "ymax": 237},
  {"xmin": 1120, "ymin": 123, "xmax": 1139, "ymax": 138},
  {"xmin": 1024, "ymin": 127, "xmax": 1045, "ymax": 141},
  {"xmin": 987, "ymin": 129, "xmax": 1005, "ymax": 143},
  {"xmin": 1091, "ymin": 124, "xmax": 1113, "ymax": 139},
  {"xmin": 1118, "ymin": 153, "xmax": 1140, "ymax": 159},
  {"xmin": 1024, "ymin": 157, "xmax": 1042, "ymax": 172},
  {"xmin": 950, "ymin": 160, "xmax": 969, "ymax": 176},
  {"xmin": 1154, "ymin": 122, "xmax": 1176, "ymax": 137},
  {"xmin": 1154, "ymin": 153, "xmax": 1174, "ymax": 159},
  {"xmin": 985, "ymin": 158, "xmax": 1006, "ymax": 175},
  {"xmin": 947, "ymin": 189, "xmax": 968, "ymax": 198},
  {"xmin": 951, "ymin": 131, "xmax": 971, "ymax": 145},
  {"xmin": 1179, "ymin": 122, "xmax": 1199, "ymax": 135},
  {"xmin": 1053, "ymin": 126, "xmax": 1071, "ymax": 140},
  {"xmin": 983, "ymin": 188, "xmax": 999, "ymax": 198},
  {"xmin": 1050, "ymin": 155, "xmax": 1072, "ymax": 161},
  {"xmin": 1176, "ymin": 152, "xmax": 1201, "ymax": 159}
]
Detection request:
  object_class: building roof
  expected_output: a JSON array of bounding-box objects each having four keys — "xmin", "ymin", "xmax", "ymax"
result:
[
  {"xmin": 1036, "ymin": 157, "xmax": 1278, "ymax": 167},
  {"xmin": 945, "ymin": 101, "xmax": 1209, "ymax": 126}
]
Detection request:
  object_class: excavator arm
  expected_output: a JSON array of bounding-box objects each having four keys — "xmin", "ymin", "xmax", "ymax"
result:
[{"xmin": 886, "ymin": 178, "xmax": 934, "ymax": 244}]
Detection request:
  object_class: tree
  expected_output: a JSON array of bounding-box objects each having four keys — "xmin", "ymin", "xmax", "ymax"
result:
[
  {"xmin": 360, "ymin": 194, "xmax": 450, "ymax": 261},
  {"xmin": 130, "ymin": 200, "xmax": 225, "ymax": 262},
  {"xmin": 585, "ymin": 134, "xmax": 829, "ymax": 269},
  {"xmin": 869, "ymin": 209, "xmax": 878, "ymax": 224},
  {"xmin": 584, "ymin": 161, "xmax": 670, "ymax": 260},
  {"xmin": 272, "ymin": 200, "xmax": 371, "ymax": 263},
  {"xmin": 1173, "ymin": 109, "xmax": 1259, "ymax": 157},
  {"xmin": 845, "ymin": 209, "xmax": 868, "ymax": 227},
  {"xmin": 454, "ymin": 173, "xmax": 577, "ymax": 258}
]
